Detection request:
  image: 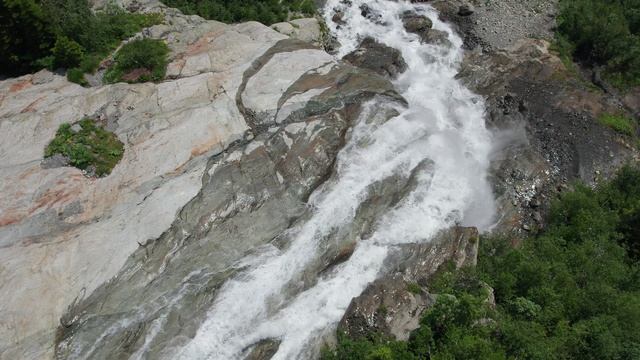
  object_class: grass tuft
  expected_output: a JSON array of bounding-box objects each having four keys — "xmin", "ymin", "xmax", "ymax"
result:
[{"xmin": 598, "ymin": 113, "xmax": 636, "ymax": 136}]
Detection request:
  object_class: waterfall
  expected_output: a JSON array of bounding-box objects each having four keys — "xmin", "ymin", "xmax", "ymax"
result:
[{"xmin": 176, "ymin": 0, "xmax": 495, "ymax": 358}]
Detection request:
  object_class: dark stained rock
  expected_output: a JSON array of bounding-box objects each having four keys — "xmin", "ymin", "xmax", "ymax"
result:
[
  {"xmin": 343, "ymin": 37, "xmax": 408, "ymax": 78},
  {"xmin": 458, "ymin": 3, "xmax": 475, "ymax": 16}
]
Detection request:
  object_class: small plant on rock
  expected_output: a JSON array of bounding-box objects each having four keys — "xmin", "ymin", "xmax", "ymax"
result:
[
  {"xmin": 45, "ymin": 118, "xmax": 124, "ymax": 176},
  {"xmin": 103, "ymin": 38, "xmax": 169, "ymax": 84}
]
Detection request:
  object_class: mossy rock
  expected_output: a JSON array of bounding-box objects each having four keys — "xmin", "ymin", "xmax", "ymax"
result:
[{"xmin": 45, "ymin": 118, "xmax": 124, "ymax": 176}]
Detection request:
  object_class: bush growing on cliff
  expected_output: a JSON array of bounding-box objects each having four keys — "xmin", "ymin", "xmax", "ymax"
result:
[
  {"xmin": 103, "ymin": 38, "xmax": 169, "ymax": 83},
  {"xmin": 161, "ymin": 0, "xmax": 315, "ymax": 25},
  {"xmin": 45, "ymin": 118, "xmax": 124, "ymax": 176},
  {"xmin": 323, "ymin": 166, "xmax": 640, "ymax": 360}
]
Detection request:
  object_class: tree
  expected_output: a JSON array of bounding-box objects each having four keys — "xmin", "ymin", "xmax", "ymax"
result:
[{"xmin": 0, "ymin": 0, "xmax": 54, "ymax": 75}]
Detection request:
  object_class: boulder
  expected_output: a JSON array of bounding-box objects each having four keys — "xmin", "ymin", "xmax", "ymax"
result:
[
  {"xmin": 421, "ymin": 29, "xmax": 451, "ymax": 46},
  {"xmin": 401, "ymin": 11, "xmax": 432, "ymax": 35},
  {"xmin": 343, "ymin": 37, "xmax": 408, "ymax": 78}
]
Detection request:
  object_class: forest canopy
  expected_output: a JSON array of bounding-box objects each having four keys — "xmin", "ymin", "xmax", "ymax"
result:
[
  {"xmin": 161, "ymin": 0, "xmax": 316, "ymax": 25},
  {"xmin": 0, "ymin": 0, "xmax": 162, "ymax": 77},
  {"xmin": 556, "ymin": 0, "xmax": 640, "ymax": 88}
]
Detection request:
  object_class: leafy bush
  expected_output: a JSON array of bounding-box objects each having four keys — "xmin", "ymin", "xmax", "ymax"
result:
[
  {"xmin": 52, "ymin": 36, "xmax": 85, "ymax": 68},
  {"xmin": 0, "ymin": 0, "xmax": 55, "ymax": 75},
  {"xmin": 556, "ymin": 0, "xmax": 640, "ymax": 88},
  {"xmin": 599, "ymin": 113, "xmax": 637, "ymax": 136},
  {"xmin": 162, "ymin": 0, "xmax": 315, "ymax": 25},
  {"xmin": 324, "ymin": 166, "xmax": 640, "ymax": 360},
  {"xmin": 45, "ymin": 118, "xmax": 124, "ymax": 176},
  {"xmin": 66, "ymin": 67, "xmax": 88, "ymax": 86},
  {"xmin": 0, "ymin": 0, "xmax": 163, "ymax": 78},
  {"xmin": 103, "ymin": 38, "xmax": 169, "ymax": 83}
]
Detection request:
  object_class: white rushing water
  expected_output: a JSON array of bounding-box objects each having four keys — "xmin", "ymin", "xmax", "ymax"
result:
[{"xmin": 176, "ymin": 0, "xmax": 495, "ymax": 358}]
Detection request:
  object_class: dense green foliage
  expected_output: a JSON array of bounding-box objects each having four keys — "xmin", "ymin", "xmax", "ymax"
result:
[
  {"xmin": 0, "ymin": 0, "xmax": 162, "ymax": 81},
  {"xmin": 0, "ymin": 0, "xmax": 55, "ymax": 74},
  {"xmin": 556, "ymin": 0, "xmax": 640, "ymax": 88},
  {"xmin": 45, "ymin": 119, "xmax": 124, "ymax": 176},
  {"xmin": 598, "ymin": 113, "xmax": 637, "ymax": 136},
  {"xmin": 323, "ymin": 167, "xmax": 640, "ymax": 360},
  {"xmin": 103, "ymin": 38, "xmax": 169, "ymax": 83},
  {"xmin": 162, "ymin": 0, "xmax": 315, "ymax": 25}
]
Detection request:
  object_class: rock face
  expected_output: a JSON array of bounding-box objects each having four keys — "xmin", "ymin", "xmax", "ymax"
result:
[
  {"xmin": 343, "ymin": 37, "xmax": 408, "ymax": 78},
  {"xmin": 458, "ymin": 38, "xmax": 638, "ymax": 234},
  {"xmin": 338, "ymin": 227, "xmax": 479, "ymax": 341},
  {"xmin": 0, "ymin": 0, "xmax": 403, "ymax": 358}
]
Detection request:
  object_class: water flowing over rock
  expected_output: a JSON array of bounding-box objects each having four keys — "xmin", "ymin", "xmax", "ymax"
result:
[{"xmin": 1, "ymin": 0, "xmax": 499, "ymax": 359}]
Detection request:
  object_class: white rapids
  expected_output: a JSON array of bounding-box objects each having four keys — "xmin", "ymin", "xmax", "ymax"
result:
[{"xmin": 175, "ymin": 0, "xmax": 495, "ymax": 358}]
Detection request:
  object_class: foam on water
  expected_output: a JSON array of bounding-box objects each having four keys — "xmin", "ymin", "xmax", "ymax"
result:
[{"xmin": 175, "ymin": 0, "xmax": 495, "ymax": 358}]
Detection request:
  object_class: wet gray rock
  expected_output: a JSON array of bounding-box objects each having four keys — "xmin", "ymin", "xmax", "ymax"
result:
[
  {"xmin": 244, "ymin": 339, "xmax": 280, "ymax": 360},
  {"xmin": 399, "ymin": 10, "xmax": 450, "ymax": 46},
  {"xmin": 421, "ymin": 29, "xmax": 451, "ymax": 46},
  {"xmin": 401, "ymin": 11, "xmax": 432, "ymax": 35},
  {"xmin": 343, "ymin": 37, "xmax": 408, "ymax": 79},
  {"xmin": 338, "ymin": 227, "xmax": 479, "ymax": 340}
]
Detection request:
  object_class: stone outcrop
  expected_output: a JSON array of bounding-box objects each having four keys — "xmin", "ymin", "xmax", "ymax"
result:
[{"xmin": 0, "ymin": 1, "xmax": 404, "ymax": 358}]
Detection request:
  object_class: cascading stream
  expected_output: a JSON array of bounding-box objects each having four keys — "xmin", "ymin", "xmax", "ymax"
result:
[{"xmin": 176, "ymin": 1, "xmax": 495, "ymax": 358}]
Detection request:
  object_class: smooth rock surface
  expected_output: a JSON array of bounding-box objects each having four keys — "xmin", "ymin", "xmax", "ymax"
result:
[{"xmin": 271, "ymin": 18, "xmax": 323, "ymax": 46}]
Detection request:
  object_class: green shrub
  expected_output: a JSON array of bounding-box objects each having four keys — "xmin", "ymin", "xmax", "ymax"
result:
[
  {"xmin": 45, "ymin": 118, "xmax": 124, "ymax": 176},
  {"xmin": 406, "ymin": 283, "xmax": 422, "ymax": 295},
  {"xmin": 161, "ymin": 0, "xmax": 315, "ymax": 25},
  {"xmin": 66, "ymin": 68, "xmax": 88, "ymax": 86},
  {"xmin": 52, "ymin": 36, "xmax": 85, "ymax": 68},
  {"xmin": 324, "ymin": 166, "xmax": 640, "ymax": 360},
  {"xmin": 598, "ymin": 113, "xmax": 636, "ymax": 136},
  {"xmin": 0, "ymin": 0, "xmax": 55, "ymax": 75},
  {"xmin": 103, "ymin": 38, "xmax": 169, "ymax": 83},
  {"xmin": 557, "ymin": 0, "xmax": 640, "ymax": 88}
]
